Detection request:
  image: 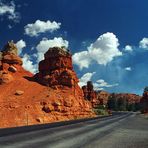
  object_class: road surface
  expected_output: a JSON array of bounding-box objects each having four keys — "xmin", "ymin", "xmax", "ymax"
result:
[{"xmin": 0, "ymin": 112, "xmax": 148, "ymax": 148}]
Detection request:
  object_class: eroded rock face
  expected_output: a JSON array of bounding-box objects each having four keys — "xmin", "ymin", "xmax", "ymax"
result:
[
  {"xmin": 34, "ymin": 47, "xmax": 78, "ymax": 88},
  {"xmin": 82, "ymin": 81, "xmax": 98, "ymax": 107},
  {"xmin": 0, "ymin": 41, "xmax": 23, "ymax": 84}
]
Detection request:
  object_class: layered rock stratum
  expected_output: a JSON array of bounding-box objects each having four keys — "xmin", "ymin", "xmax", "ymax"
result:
[{"xmin": 0, "ymin": 43, "xmax": 95, "ymax": 128}]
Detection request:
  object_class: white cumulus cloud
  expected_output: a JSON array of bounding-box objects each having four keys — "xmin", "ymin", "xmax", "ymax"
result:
[
  {"xmin": 24, "ymin": 20, "xmax": 61, "ymax": 37},
  {"xmin": 93, "ymin": 83, "xmax": 104, "ymax": 91},
  {"xmin": 36, "ymin": 37, "xmax": 69, "ymax": 62},
  {"xmin": 96, "ymin": 79, "xmax": 118, "ymax": 88},
  {"xmin": 124, "ymin": 45, "xmax": 133, "ymax": 52},
  {"xmin": 73, "ymin": 32, "xmax": 122, "ymax": 70},
  {"xmin": 78, "ymin": 72, "xmax": 118, "ymax": 90},
  {"xmin": 0, "ymin": 1, "xmax": 20, "ymax": 22},
  {"xmin": 139, "ymin": 38, "xmax": 148, "ymax": 49},
  {"xmin": 72, "ymin": 51, "xmax": 91, "ymax": 69},
  {"xmin": 22, "ymin": 54, "xmax": 37, "ymax": 74},
  {"xmin": 16, "ymin": 39, "xmax": 26, "ymax": 55},
  {"xmin": 78, "ymin": 72, "xmax": 96, "ymax": 87},
  {"xmin": 125, "ymin": 67, "xmax": 132, "ymax": 71}
]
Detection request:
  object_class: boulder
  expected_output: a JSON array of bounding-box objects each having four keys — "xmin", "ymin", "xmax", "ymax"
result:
[
  {"xmin": 42, "ymin": 104, "xmax": 54, "ymax": 113},
  {"xmin": 36, "ymin": 117, "xmax": 43, "ymax": 123},
  {"xmin": 52, "ymin": 101, "xmax": 62, "ymax": 106},
  {"xmin": 15, "ymin": 90, "xmax": 24, "ymax": 95}
]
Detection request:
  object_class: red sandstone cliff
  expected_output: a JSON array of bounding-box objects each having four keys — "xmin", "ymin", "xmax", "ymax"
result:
[{"xmin": 0, "ymin": 43, "xmax": 95, "ymax": 128}]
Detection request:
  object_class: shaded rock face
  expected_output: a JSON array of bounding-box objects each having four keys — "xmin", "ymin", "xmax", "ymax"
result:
[
  {"xmin": 82, "ymin": 81, "xmax": 97, "ymax": 107},
  {"xmin": 140, "ymin": 87, "xmax": 148, "ymax": 113},
  {"xmin": 0, "ymin": 41, "xmax": 23, "ymax": 84},
  {"xmin": 35, "ymin": 47, "xmax": 78, "ymax": 88},
  {"xmin": 82, "ymin": 81, "xmax": 111, "ymax": 107}
]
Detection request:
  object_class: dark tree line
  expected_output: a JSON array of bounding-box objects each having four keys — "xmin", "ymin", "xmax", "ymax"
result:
[
  {"xmin": 140, "ymin": 87, "xmax": 148, "ymax": 113},
  {"xmin": 107, "ymin": 93, "xmax": 140, "ymax": 111}
]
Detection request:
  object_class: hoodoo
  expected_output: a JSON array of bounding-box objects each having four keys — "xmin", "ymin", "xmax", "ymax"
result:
[
  {"xmin": 34, "ymin": 47, "xmax": 78, "ymax": 88},
  {"xmin": 0, "ymin": 41, "xmax": 29, "ymax": 84}
]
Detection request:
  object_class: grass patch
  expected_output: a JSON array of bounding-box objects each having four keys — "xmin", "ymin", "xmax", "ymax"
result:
[
  {"xmin": 94, "ymin": 109, "xmax": 109, "ymax": 116},
  {"xmin": 93, "ymin": 105, "xmax": 109, "ymax": 116}
]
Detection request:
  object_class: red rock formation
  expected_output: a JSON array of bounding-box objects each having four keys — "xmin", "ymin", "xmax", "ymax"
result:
[
  {"xmin": 34, "ymin": 47, "xmax": 78, "ymax": 88},
  {"xmin": 0, "ymin": 45, "xmax": 95, "ymax": 128},
  {"xmin": 82, "ymin": 81, "xmax": 141, "ymax": 108},
  {"xmin": 82, "ymin": 81, "xmax": 98, "ymax": 107},
  {"xmin": 0, "ymin": 41, "xmax": 28, "ymax": 84},
  {"xmin": 97, "ymin": 91, "xmax": 110, "ymax": 106}
]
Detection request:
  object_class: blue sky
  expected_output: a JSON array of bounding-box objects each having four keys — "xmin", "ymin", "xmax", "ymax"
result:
[{"xmin": 0, "ymin": 0, "xmax": 148, "ymax": 95}]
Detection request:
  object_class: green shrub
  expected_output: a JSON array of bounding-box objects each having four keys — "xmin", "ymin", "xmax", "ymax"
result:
[{"xmin": 94, "ymin": 105, "xmax": 109, "ymax": 116}]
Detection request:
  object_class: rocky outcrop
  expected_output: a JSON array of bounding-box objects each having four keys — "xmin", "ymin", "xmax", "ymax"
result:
[
  {"xmin": 0, "ymin": 41, "xmax": 23, "ymax": 84},
  {"xmin": 1, "ymin": 41, "xmax": 22, "ymax": 65},
  {"xmin": 82, "ymin": 81, "xmax": 98, "ymax": 107},
  {"xmin": 34, "ymin": 47, "xmax": 78, "ymax": 88}
]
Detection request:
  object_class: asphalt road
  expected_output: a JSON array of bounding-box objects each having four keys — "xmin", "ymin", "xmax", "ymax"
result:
[{"xmin": 0, "ymin": 112, "xmax": 148, "ymax": 148}]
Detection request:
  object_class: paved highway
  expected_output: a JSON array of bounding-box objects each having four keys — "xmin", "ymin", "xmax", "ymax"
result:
[{"xmin": 0, "ymin": 112, "xmax": 148, "ymax": 148}]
